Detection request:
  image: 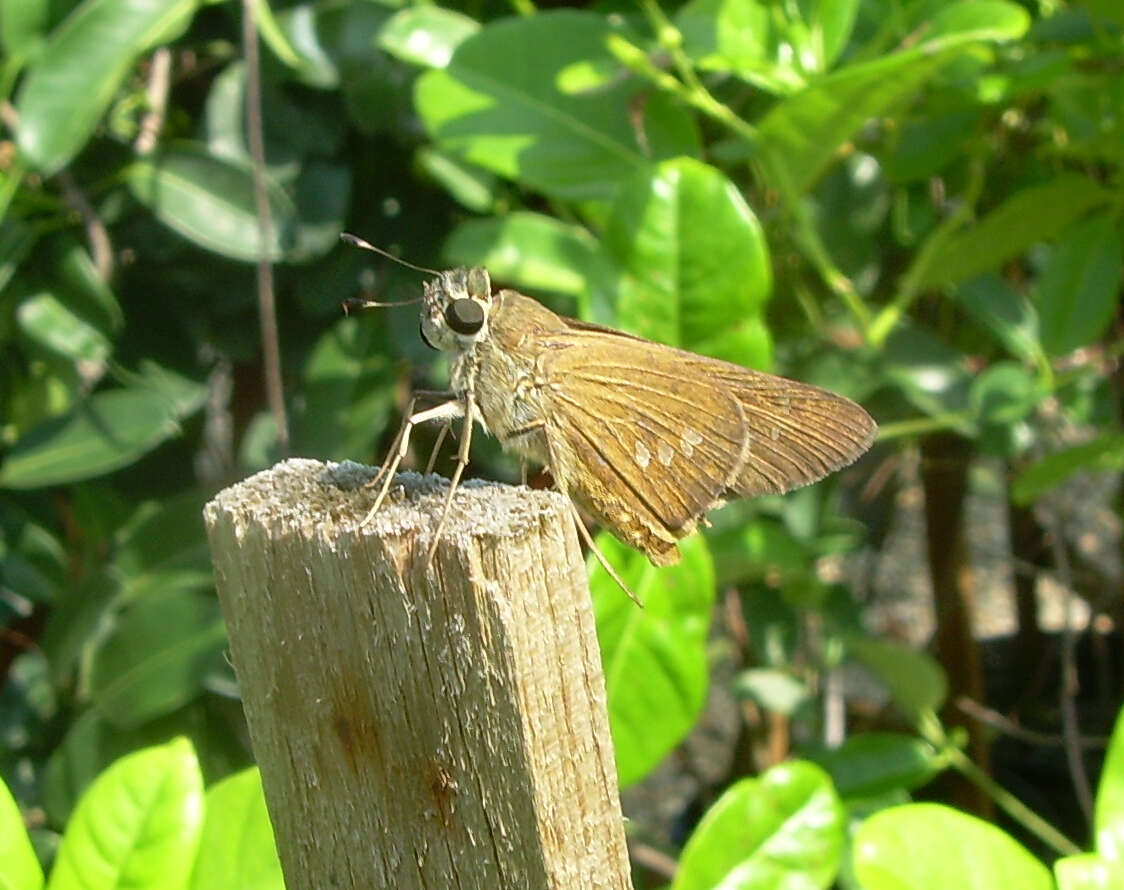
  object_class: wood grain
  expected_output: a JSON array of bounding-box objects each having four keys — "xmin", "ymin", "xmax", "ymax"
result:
[{"xmin": 203, "ymin": 458, "xmax": 632, "ymax": 890}]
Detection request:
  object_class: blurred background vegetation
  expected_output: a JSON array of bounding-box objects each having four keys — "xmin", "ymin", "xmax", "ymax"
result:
[{"xmin": 2, "ymin": 0, "xmax": 1124, "ymax": 886}]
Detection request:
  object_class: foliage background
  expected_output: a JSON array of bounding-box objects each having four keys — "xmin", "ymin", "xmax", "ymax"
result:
[{"xmin": 2, "ymin": 0, "xmax": 1124, "ymax": 887}]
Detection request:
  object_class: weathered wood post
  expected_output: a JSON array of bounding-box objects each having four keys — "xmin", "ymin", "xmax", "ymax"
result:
[{"xmin": 203, "ymin": 458, "xmax": 633, "ymax": 889}]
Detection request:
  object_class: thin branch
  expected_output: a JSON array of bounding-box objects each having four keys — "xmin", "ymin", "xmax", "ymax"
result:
[
  {"xmin": 135, "ymin": 47, "xmax": 172, "ymax": 156},
  {"xmin": 58, "ymin": 171, "xmax": 114, "ymax": 282},
  {"xmin": 242, "ymin": 0, "xmax": 289, "ymax": 452},
  {"xmin": 1049, "ymin": 515, "xmax": 1095, "ymax": 827},
  {"xmin": 955, "ymin": 696, "xmax": 1107, "ymax": 749}
]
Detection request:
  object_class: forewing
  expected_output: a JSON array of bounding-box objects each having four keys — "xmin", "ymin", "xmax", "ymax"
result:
[
  {"xmin": 537, "ymin": 330, "xmax": 750, "ymax": 561},
  {"xmin": 710, "ymin": 364, "xmax": 877, "ymax": 498}
]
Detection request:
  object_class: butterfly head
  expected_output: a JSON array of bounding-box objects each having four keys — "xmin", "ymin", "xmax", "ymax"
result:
[{"xmin": 420, "ymin": 267, "xmax": 494, "ymax": 353}]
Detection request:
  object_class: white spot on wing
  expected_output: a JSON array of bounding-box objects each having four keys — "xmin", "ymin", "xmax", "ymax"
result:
[
  {"xmin": 681, "ymin": 428, "xmax": 703, "ymax": 458},
  {"xmin": 634, "ymin": 440, "xmax": 651, "ymax": 469},
  {"xmin": 657, "ymin": 442, "xmax": 674, "ymax": 466}
]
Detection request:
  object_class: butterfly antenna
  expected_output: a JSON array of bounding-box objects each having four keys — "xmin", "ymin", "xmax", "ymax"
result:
[{"xmin": 340, "ymin": 232, "xmax": 440, "ymax": 276}]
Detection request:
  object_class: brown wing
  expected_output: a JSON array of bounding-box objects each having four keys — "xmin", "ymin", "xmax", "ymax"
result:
[
  {"xmin": 710, "ymin": 365, "xmax": 877, "ymax": 498},
  {"xmin": 536, "ymin": 325, "xmax": 876, "ymax": 565}
]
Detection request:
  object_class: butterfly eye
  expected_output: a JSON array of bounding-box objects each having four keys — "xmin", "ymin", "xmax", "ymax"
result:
[
  {"xmin": 445, "ymin": 298, "xmax": 484, "ymax": 335},
  {"xmin": 419, "ymin": 318, "xmax": 437, "ymax": 350}
]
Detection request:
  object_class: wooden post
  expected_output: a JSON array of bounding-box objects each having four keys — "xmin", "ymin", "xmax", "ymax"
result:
[{"xmin": 203, "ymin": 458, "xmax": 632, "ymax": 890}]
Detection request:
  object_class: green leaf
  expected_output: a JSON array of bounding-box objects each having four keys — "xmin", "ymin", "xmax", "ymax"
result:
[
  {"xmin": 46, "ymin": 738, "xmax": 204, "ymax": 890},
  {"xmin": 91, "ymin": 589, "xmax": 226, "ymax": 729},
  {"xmin": 15, "ymin": 0, "xmax": 200, "ymax": 174},
  {"xmin": 0, "ymin": 377, "xmax": 206, "ymax": 489},
  {"xmin": 952, "ymin": 275, "xmax": 1041, "ymax": 362},
  {"xmin": 1, "ymin": 0, "xmax": 48, "ymax": 60},
  {"xmin": 846, "ymin": 636, "xmax": 948, "ymax": 721},
  {"xmin": 758, "ymin": 1, "xmax": 1028, "ymax": 194},
  {"xmin": 114, "ymin": 489, "xmax": 213, "ymax": 603},
  {"xmin": 1012, "ymin": 435, "xmax": 1124, "ymax": 506},
  {"xmin": 0, "ymin": 219, "xmax": 38, "ymax": 298},
  {"xmin": 0, "ymin": 772, "xmax": 43, "ymax": 890},
  {"xmin": 808, "ymin": 732, "xmax": 942, "ymax": 799},
  {"xmin": 416, "ymin": 147, "xmax": 499, "ymax": 213},
  {"xmin": 605, "ymin": 157, "xmax": 773, "ymax": 367},
  {"xmin": 443, "ymin": 212, "xmax": 604, "ymax": 298},
  {"xmin": 1095, "ymin": 705, "xmax": 1124, "ymax": 863},
  {"xmin": 853, "ymin": 803, "xmax": 1053, "ymax": 890},
  {"xmin": 970, "ymin": 362, "xmax": 1044, "ymax": 427},
  {"xmin": 188, "ymin": 768, "xmax": 283, "ymax": 890},
  {"xmin": 1036, "ymin": 212, "xmax": 1122, "ymax": 356},
  {"xmin": 592, "ymin": 533, "xmax": 714, "ymax": 788},
  {"xmin": 676, "ymin": 0, "xmax": 807, "ymax": 94},
  {"xmin": 414, "ymin": 11, "xmax": 700, "ymax": 201},
  {"xmin": 671, "ymin": 761, "xmax": 845, "ymax": 890},
  {"xmin": 126, "ymin": 142, "xmax": 346, "ymax": 263},
  {"xmin": 881, "ymin": 324, "xmax": 973, "ymax": 428},
  {"xmin": 1055, "ymin": 854, "xmax": 1124, "ymax": 890},
  {"xmin": 733, "ymin": 667, "xmax": 811, "ymax": 716},
  {"xmin": 16, "ymin": 292, "xmax": 112, "ymax": 365},
  {"xmin": 296, "ymin": 316, "xmax": 396, "ymax": 461},
  {"xmin": 378, "ymin": 6, "xmax": 479, "ymax": 69},
  {"xmin": 916, "ymin": 175, "xmax": 1111, "ymax": 289}
]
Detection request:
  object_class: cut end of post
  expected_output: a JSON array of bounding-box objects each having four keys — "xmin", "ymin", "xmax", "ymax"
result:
[{"xmin": 204, "ymin": 457, "xmax": 572, "ymax": 554}]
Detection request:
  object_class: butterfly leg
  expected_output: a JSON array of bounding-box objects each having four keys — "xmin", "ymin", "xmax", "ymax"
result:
[
  {"xmin": 565, "ymin": 500, "xmax": 643, "ymax": 607},
  {"xmin": 425, "ymin": 388, "xmax": 477, "ymax": 564},
  {"xmin": 364, "ymin": 391, "xmax": 455, "ymax": 496},
  {"xmin": 425, "ymin": 422, "xmax": 451, "ymax": 474},
  {"xmin": 536, "ymin": 433, "xmax": 643, "ymax": 607},
  {"xmin": 361, "ymin": 398, "xmax": 465, "ymax": 526}
]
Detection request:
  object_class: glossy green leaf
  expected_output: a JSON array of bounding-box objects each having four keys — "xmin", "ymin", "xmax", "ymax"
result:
[
  {"xmin": 1095, "ymin": 705, "xmax": 1124, "ymax": 863},
  {"xmin": 605, "ymin": 157, "xmax": 772, "ymax": 367},
  {"xmin": 758, "ymin": 2, "xmax": 1029, "ymax": 192},
  {"xmin": 672, "ymin": 761, "xmax": 845, "ymax": 890},
  {"xmin": 0, "ymin": 375, "xmax": 206, "ymax": 489},
  {"xmin": 846, "ymin": 636, "xmax": 947, "ymax": 721},
  {"xmin": 970, "ymin": 362, "xmax": 1044, "ymax": 427},
  {"xmin": 16, "ymin": 292, "xmax": 112, "ymax": 365},
  {"xmin": 1036, "ymin": 212, "xmax": 1122, "ymax": 356},
  {"xmin": 16, "ymin": 0, "xmax": 200, "ymax": 174},
  {"xmin": 952, "ymin": 275, "xmax": 1040, "ymax": 362},
  {"xmin": 91, "ymin": 589, "xmax": 226, "ymax": 729},
  {"xmin": 416, "ymin": 147, "xmax": 498, "ymax": 213},
  {"xmin": 378, "ymin": 6, "xmax": 479, "ymax": 68},
  {"xmin": 676, "ymin": 0, "xmax": 806, "ymax": 94},
  {"xmin": 443, "ymin": 211, "xmax": 604, "ymax": 298},
  {"xmin": 188, "ymin": 768, "xmax": 283, "ymax": 890},
  {"xmin": 296, "ymin": 316, "xmax": 396, "ymax": 461},
  {"xmin": 733, "ymin": 667, "xmax": 811, "ymax": 716},
  {"xmin": 881, "ymin": 325, "xmax": 973, "ymax": 427},
  {"xmin": 809, "ymin": 732, "xmax": 942, "ymax": 799},
  {"xmin": 1055, "ymin": 854, "xmax": 1124, "ymax": 890},
  {"xmin": 414, "ymin": 11, "xmax": 700, "ymax": 201},
  {"xmin": 591, "ymin": 533, "xmax": 714, "ymax": 788},
  {"xmin": 916, "ymin": 175, "xmax": 1110, "ymax": 289},
  {"xmin": 52, "ymin": 239, "xmax": 125, "ymax": 333},
  {"xmin": 128, "ymin": 143, "xmax": 347, "ymax": 263},
  {"xmin": 1, "ymin": 0, "xmax": 48, "ymax": 60},
  {"xmin": 114, "ymin": 489, "xmax": 213, "ymax": 603},
  {"xmin": 1012, "ymin": 435, "xmax": 1124, "ymax": 506},
  {"xmin": 853, "ymin": 803, "xmax": 1053, "ymax": 890},
  {"xmin": 126, "ymin": 143, "xmax": 299, "ymax": 263},
  {"xmin": 0, "ymin": 772, "xmax": 43, "ymax": 890},
  {"xmin": 47, "ymin": 738, "xmax": 204, "ymax": 890},
  {"xmin": 816, "ymin": 0, "xmax": 860, "ymax": 68},
  {"xmin": 0, "ymin": 219, "xmax": 37, "ymax": 298}
]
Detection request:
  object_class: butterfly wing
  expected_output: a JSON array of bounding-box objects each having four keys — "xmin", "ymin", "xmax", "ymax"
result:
[{"xmin": 535, "ymin": 324, "xmax": 875, "ymax": 565}]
